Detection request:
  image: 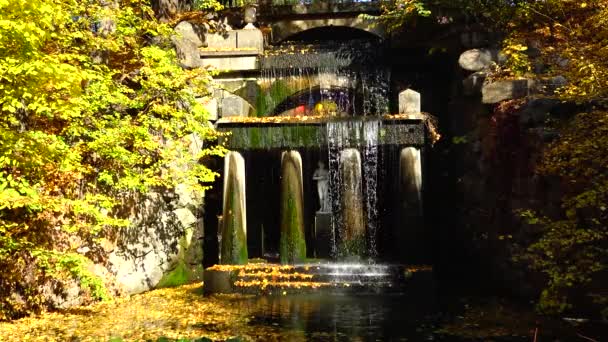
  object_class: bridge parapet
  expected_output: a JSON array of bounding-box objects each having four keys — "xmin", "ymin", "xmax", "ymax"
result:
[{"xmin": 222, "ymin": 0, "xmax": 383, "ymax": 17}]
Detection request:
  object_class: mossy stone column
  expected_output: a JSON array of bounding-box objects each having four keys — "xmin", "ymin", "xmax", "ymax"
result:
[
  {"xmin": 279, "ymin": 150, "xmax": 306, "ymax": 264},
  {"xmin": 340, "ymin": 148, "xmax": 366, "ymax": 255},
  {"xmin": 400, "ymin": 147, "xmax": 422, "ymax": 214},
  {"xmin": 221, "ymin": 151, "xmax": 248, "ymax": 265},
  {"xmin": 398, "ymin": 146, "xmax": 424, "ymax": 261}
]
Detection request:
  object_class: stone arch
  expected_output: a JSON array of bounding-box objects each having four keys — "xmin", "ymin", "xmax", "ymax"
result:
[
  {"xmin": 271, "ymin": 85, "xmax": 368, "ymax": 117},
  {"xmin": 271, "ymin": 18, "xmax": 385, "ymax": 43},
  {"xmin": 257, "ymin": 73, "xmax": 358, "ymax": 116}
]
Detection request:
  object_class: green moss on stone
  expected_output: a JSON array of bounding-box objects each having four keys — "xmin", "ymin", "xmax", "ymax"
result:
[
  {"xmin": 255, "ymin": 80, "xmax": 293, "ymax": 116},
  {"xmin": 156, "ymin": 260, "xmax": 197, "ymax": 288},
  {"xmin": 221, "ymin": 154, "xmax": 248, "ymax": 265},
  {"xmin": 156, "ymin": 227, "xmax": 204, "ymax": 288},
  {"xmin": 279, "ymin": 152, "xmax": 306, "ymax": 264}
]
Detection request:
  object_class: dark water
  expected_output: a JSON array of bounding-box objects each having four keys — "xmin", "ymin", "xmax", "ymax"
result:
[{"xmin": 232, "ymin": 293, "xmax": 528, "ymax": 342}]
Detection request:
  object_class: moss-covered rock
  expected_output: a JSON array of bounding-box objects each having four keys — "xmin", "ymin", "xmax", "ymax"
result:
[{"xmin": 156, "ymin": 226, "xmax": 204, "ymax": 288}]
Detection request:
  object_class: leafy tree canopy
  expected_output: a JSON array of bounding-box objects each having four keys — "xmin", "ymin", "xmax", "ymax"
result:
[{"xmin": 0, "ymin": 0, "xmax": 223, "ymax": 319}]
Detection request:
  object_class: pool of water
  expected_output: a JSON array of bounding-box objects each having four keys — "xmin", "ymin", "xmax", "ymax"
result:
[{"xmin": 231, "ymin": 293, "xmax": 528, "ymax": 341}]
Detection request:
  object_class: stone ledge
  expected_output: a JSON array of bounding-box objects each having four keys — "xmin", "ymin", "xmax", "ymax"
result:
[
  {"xmin": 482, "ymin": 76, "xmax": 567, "ymax": 104},
  {"xmin": 202, "ymin": 56, "xmax": 259, "ymax": 71},
  {"xmin": 199, "ymin": 49, "xmax": 259, "ymax": 57}
]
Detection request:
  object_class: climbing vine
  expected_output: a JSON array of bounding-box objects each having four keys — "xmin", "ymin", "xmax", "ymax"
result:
[{"xmin": 0, "ymin": 0, "xmax": 223, "ymax": 319}]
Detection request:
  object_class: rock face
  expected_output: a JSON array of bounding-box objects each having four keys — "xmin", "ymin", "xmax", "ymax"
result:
[
  {"xmin": 279, "ymin": 151, "xmax": 307, "ymax": 264},
  {"xmin": 482, "ymin": 79, "xmax": 530, "ymax": 104},
  {"xmin": 458, "ymin": 48, "xmax": 505, "ymax": 71},
  {"xmin": 172, "ymin": 21, "xmax": 205, "ymax": 69},
  {"xmin": 221, "ymin": 151, "xmax": 248, "ymax": 265},
  {"xmin": 340, "ymin": 149, "xmax": 365, "ymax": 243},
  {"xmin": 108, "ymin": 186, "xmax": 205, "ymax": 294}
]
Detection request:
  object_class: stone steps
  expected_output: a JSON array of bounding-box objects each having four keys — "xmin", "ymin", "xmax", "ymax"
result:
[{"xmin": 204, "ymin": 263, "xmax": 431, "ymax": 295}]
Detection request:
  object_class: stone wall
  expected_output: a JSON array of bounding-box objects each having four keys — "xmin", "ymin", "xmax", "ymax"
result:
[
  {"xmin": 107, "ymin": 185, "xmax": 204, "ymax": 294},
  {"xmin": 431, "ymin": 41, "xmax": 579, "ymax": 298},
  {"xmin": 107, "ymin": 134, "xmax": 207, "ymax": 295}
]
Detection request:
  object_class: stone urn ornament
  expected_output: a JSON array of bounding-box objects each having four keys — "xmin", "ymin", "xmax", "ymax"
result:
[{"xmin": 243, "ymin": 5, "xmax": 257, "ymax": 29}]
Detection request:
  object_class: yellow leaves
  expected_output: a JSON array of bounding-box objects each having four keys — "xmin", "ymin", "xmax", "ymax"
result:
[
  {"xmin": 506, "ymin": 44, "xmax": 528, "ymax": 52},
  {"xmin": 0, "ymin": 284, "xmax": 256, "ymax": 341}
]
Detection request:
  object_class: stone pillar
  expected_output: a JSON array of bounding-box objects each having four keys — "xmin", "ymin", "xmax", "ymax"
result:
[
  {"xmin": 279, "ymin": 151, "xmax": 307, "ymax": 264},
  {"xmin": 398, "ymin": 89, "xmax": 421, "ymax": 114},
  {"xmin": 340, "ymin": 148, "xmax": 365, "ymax": 249},
  {"xmin": 397, "ymin": 147, "xmax": 424, "ymax": 262},
  {"xmin": 221, "ymin": 151, "xmax": 248, "ymax": 265},
  {"xmin": 399, "ymin": 147, "xmax": 423, "ymax": 214}
]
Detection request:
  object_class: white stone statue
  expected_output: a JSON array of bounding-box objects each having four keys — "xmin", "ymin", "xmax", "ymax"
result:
[{"xmin": 313, "ymin": 161, "xmax": 330, "ymax": 212}]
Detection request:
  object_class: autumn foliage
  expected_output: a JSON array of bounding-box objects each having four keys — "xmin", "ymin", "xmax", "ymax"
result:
[
  {"xmin": 376, "ymin": 0, "xmax": 608, "ymax": 316},
  {"xmin": 455, "ymin": 0, "xmax": 608, "ymax": 316},
  {"xmin": 0, "ymin": 0, "xmax": 223, "ymax": 320}
]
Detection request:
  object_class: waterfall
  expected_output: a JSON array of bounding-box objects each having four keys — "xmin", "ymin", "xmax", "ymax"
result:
[
  {"xmin": 363, "ymin": 120, "xmax": 379, "ymax": 258},
  {"xmin": 326, "ymin": 119, "xmax": 381, "ymax": 259},
  {"xmin": 258, "ymin": 40, "xmax": 388, "ymax": 117},
  {"xmin": 326, "ymin": 121, "xmax": 342, "ymax": 257}
]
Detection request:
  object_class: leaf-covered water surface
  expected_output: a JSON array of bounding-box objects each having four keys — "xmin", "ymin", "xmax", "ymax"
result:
[{"xmin": 0, "ymin": 284, "xmax": 283, "ymax": 341}]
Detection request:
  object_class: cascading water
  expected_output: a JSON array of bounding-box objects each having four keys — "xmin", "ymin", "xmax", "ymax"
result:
[
  {"xmin": 214, "ymin": 32, "xmax": 428, "ymax": 264},
  {"xmin": 362, "ymin": 120, "xmax": 379, "ymax": 258},
  {"xmin": 326, "ymin": 119, "xmax": 381, "ymax": 259},
  {"xmin": 258, "ymin": 40, "xmax": 389, "ymax": 117}
]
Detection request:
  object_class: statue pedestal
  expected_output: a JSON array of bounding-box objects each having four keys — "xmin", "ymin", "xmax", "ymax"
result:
[{"xmin": 314, "ymin": 212, "xmax": 332, "ymax": 258}]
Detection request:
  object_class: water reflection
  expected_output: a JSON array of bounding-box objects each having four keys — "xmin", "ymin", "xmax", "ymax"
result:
[{"xmin": 235, "ymin": 293, "xmax": 439, "ymax": 341}]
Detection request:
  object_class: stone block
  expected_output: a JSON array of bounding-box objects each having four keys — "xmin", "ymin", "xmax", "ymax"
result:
[
  {"xmin": 531, "ymin": 76, "xmax": 567, "ymax": 94},
  {"xmin": 202, "ymin": 56, "xmax": 259, "ymax": 71},
  {"xmin": 482, "ymin": 76, "xmax": 567, "ymax": 104},
  {"xmin": 172, "ymin": 21, "xmax": 206, "ymax": 69},
  {"xmin": 174, "ymin": 21, "xmax": 205, "ymax": 47},
  {"xmin": 220, "ymin": 95, "xmax": 252, "ymax": 117},
  {"xmin": 204, "ymin": 31, "xmax": 237, "ymax": 49},
  {"xmin": 459, "ymin": 48, "xmax": 504, "ymax": 71},
  {"xmin": 236, "ymin": 28, "xmax": 263, "ymax": 52},
  {"xmin": 518, "ymin": 98, "xmax": 560, "ymax": 127},
  {"xmin": 203, "ymin": 269, "xmax": 234, "ymax": 294},
  {"xmin": 482, "ymin": 79, "xmax": 530, "ymax": 104},
  {"xmin": 399, "ymin": 89, "xmax": 421, "ymax": 114}
]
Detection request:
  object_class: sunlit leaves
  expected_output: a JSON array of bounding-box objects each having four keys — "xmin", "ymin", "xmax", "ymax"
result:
[
  {"xmin": 516, "ymin": 111, "xmax": 608, "ymax": 314},
  {"xmin": 0, "ymin": 284, "xmax": 258, "ymax": 341},
  {"xmin": 0, "ymin": 0, "xmax": 222, "ymax": 319}
]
